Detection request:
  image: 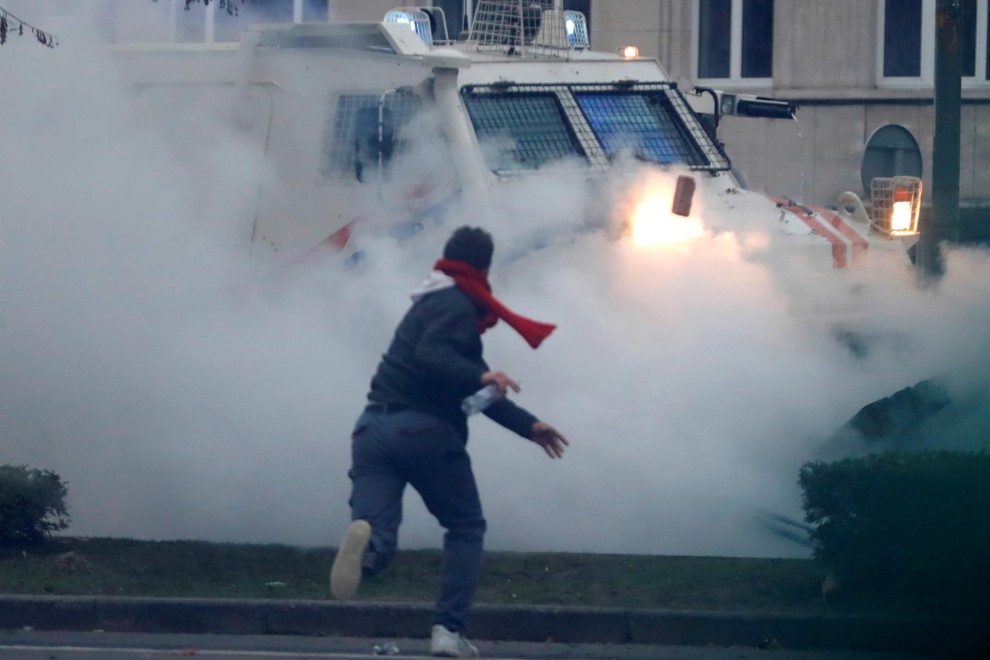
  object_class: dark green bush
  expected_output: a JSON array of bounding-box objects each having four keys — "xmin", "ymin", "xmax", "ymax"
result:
[
  {"xmin": 0, "ymin": 464, "xmax": 70, "ymax": 545},
  {"xmin": 800, "ymin": 451, "xmax": 990, "ymax": 606}
]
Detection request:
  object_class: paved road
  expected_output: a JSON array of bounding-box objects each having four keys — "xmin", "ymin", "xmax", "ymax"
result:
[{"xmin": 0, "ymin": 630, "xmax": 929, "ymax": 659}]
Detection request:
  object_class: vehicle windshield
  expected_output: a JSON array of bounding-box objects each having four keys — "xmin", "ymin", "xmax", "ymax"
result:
[
  {"xmin": 462, "ymin": 82, "xmax": 729, "ymax": 174},
  {"xmin": 574, "ymin": 91, "xmax": 707, "ymax": 167},
  {"xmin": 461, "ymin": 91, "xmax": 585, "ymax": 171}
]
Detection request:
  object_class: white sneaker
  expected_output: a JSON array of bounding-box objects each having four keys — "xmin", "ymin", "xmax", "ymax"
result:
[
  {"xmin": 430, "ymin": 624, "xmax": 479, "ymax": 658},
  {"xmin": 329, "ymin": 519, "xmax": 370, "ymax": 600}
]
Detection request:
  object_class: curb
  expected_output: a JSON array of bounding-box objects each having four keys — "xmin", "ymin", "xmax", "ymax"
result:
[{"xmin": 0, "ymin": 595, "xmax": 985, "ymax": 656}]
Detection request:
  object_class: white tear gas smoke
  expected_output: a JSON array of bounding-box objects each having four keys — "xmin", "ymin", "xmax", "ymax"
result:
[{"xmin": 3, "ymin": 6, "xmax": 989, "ymax": 558}]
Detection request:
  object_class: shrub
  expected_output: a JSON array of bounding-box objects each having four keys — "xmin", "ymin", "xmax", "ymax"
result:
[
  {"xmin": 0, "ymin": 464, "xmax": 70, "ymax": 545},
  {"xmin": 799, "ymin": 451, "xmax": 990, "ymax": 607}
]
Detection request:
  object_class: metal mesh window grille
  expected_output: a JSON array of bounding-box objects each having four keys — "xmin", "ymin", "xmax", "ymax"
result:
[
  {"xmin": 462, "ymin": 83, "xmax": 730, "ymax": 173},
  {"xmin": 462, "ymin": 90, "xmax": 587, "ymax": 172},
  {"xmin": 469, "ymin": 0, "xmax": 551, "ymax": 47},
  {"xmin": 572, "ymin": 84, "xmax": 729, "ymax": 171},
  {"xmin": 563, "ymin": 11, "xmax": 589, "ymax": 47},
  {"xmin": 468, "ymin": 0, "xmax": 577, "ymax": 53},
  {"xmin": 323, "ymin": 93, "xmax": 424, "ymax": 179},
  {"xmin": 870, "ymin": 175, "xmax": 922, "ymax": 235},
  {"xmin": 575, "ymin": 92, "xmax": 707, "ymax": 168}
]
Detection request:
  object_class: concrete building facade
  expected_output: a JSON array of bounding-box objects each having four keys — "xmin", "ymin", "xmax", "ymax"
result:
[{"xmin": 589, "ymin": 0, "xmax": 990, "ymax": 243}]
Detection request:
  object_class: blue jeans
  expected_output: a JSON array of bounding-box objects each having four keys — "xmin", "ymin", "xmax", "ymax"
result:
[{"xmin": 347, "ymin": 408, "xmax": 486, "ymax": 633}]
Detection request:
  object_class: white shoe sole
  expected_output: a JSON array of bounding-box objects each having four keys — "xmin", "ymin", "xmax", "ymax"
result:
[
  {"xmin": 430, "ymin": 624, "xmax": 479, "ymax": 658},
  {"xmin": 330, "ymin": 519, "xmax": 370, "ymax": 600}
]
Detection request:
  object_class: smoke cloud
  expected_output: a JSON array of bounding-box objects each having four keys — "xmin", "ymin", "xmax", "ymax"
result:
[{"xmin": 2, "ymin": 3, "xmax": 989, "ymax": 558}]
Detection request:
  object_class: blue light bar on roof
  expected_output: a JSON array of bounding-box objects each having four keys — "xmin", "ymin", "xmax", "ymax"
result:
[
  {"xmin": 384, "ymin": 8, "xmax": 433, "ymax": 46},
  {"xmin": 563, "ymin": 11, "xmax": 589, "ymax": 48}
]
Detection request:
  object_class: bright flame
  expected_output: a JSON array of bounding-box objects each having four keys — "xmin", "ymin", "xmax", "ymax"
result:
[
  {"xmin": 621, "ymin": 45, "xmax": 640, "ymax": 59},
  {"xmin": 630, "ymin": 195, "xmax": 705, "ymax": 247},
  {"xmin": 891, "ymin": 200, "xmax": 913, "ymax": 233}
]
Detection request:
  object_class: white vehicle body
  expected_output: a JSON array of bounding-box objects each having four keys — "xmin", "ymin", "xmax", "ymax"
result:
[{"xmin": 109, "ymin": 2, "xmax": 919, "ymax": 286}]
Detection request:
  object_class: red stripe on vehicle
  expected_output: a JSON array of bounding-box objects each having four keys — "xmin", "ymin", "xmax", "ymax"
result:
[
  {"xmin": 776, "ymin": 201, "xmax": 848, "ymax": 269},
  {"xmin": 322, "ymin": 220, "xmax": 356, "ymax": 250},
  {"xmin": 817, "ymin": 207, "xmax": 868, "ymax": 264}
]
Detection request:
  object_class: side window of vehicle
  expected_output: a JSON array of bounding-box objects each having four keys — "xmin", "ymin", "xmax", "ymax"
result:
[
  {"xmin": 323, "ymin": 93, "xmax": 423, "ymax": 182},
  {"xmin": 353, "ymin": 106, "xmax": 395, "ymax": 183}
]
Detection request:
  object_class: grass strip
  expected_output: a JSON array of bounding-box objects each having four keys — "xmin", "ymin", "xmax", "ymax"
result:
[{"xmin": 0, "ymin": 536, "xmax": 887, "ymax": 615}]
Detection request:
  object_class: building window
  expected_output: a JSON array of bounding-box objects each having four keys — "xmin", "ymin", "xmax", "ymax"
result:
[
  {"xmin": 432, "ymin": 0, "xmax": 466, "ymax": 39},
  {"xmin": 695, "ymin": 0, "xmax": 774, "ymax": 82},
  {"xmin": 883, "ymin": 0, "xmax": 924, "ymax": 77},
  {"xmin": 880, "ymin": 0, "xmax": 990, "ymax": 85},
  {"xmin": 173, "ymin": 0, "xmax": 328, "ymax": 43},
  {"xmin": 962, "ymin": 0, "xmax": 977, "ymax": 76},
  {"xmin": 986, "ymin": 0, "xmax": 990, "ymax": 77}
]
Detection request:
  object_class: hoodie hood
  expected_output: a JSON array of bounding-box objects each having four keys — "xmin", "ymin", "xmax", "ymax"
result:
[{"xmin": 410, "ymin": 270, "xmax": 455, "ymax": 302}]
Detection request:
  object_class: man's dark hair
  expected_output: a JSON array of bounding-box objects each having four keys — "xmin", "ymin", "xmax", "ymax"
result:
[{"xmin": 443, "ymin": 226, "xmax": 494, "ymax": 270}]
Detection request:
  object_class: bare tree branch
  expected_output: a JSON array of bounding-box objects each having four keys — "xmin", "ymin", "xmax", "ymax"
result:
[
  {"xmin": 155, "ymin": 0, "xmax": 244, "ymax": 17},
  {"xmin": 0, "ymin": 4, "xmax": 59, "ymax": 47},
  {"xmin": 0, "ymin": 0, "xmax": 249, "ymax": 48}
]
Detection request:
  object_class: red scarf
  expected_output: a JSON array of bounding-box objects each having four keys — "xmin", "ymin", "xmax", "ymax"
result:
[{"xmin": 434, "ymin": 258, "xmax": 556, "ymax": 349}]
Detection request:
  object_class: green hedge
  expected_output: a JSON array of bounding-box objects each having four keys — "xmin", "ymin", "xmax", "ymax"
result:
[
  {"xmin": 0, "ymin": 464, "xmax": 70, "ymax": 545},
  {"xmin": 800, "ymin": 451, "xmax": 990, "ymax": 606}
]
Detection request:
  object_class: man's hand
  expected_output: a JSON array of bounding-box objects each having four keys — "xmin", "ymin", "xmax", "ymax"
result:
[
  {"xmin": 529, "ymin": 421, "xmax": 569, "ymax": 459},
  {"xmin": 481, "ymin": 370, "xmax": 520, "ymax": 397}
]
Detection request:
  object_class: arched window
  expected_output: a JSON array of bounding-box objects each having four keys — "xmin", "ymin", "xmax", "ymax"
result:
[{"xmin": 861, "ymin": 125, "xmax": 923, "ymax": 195}]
